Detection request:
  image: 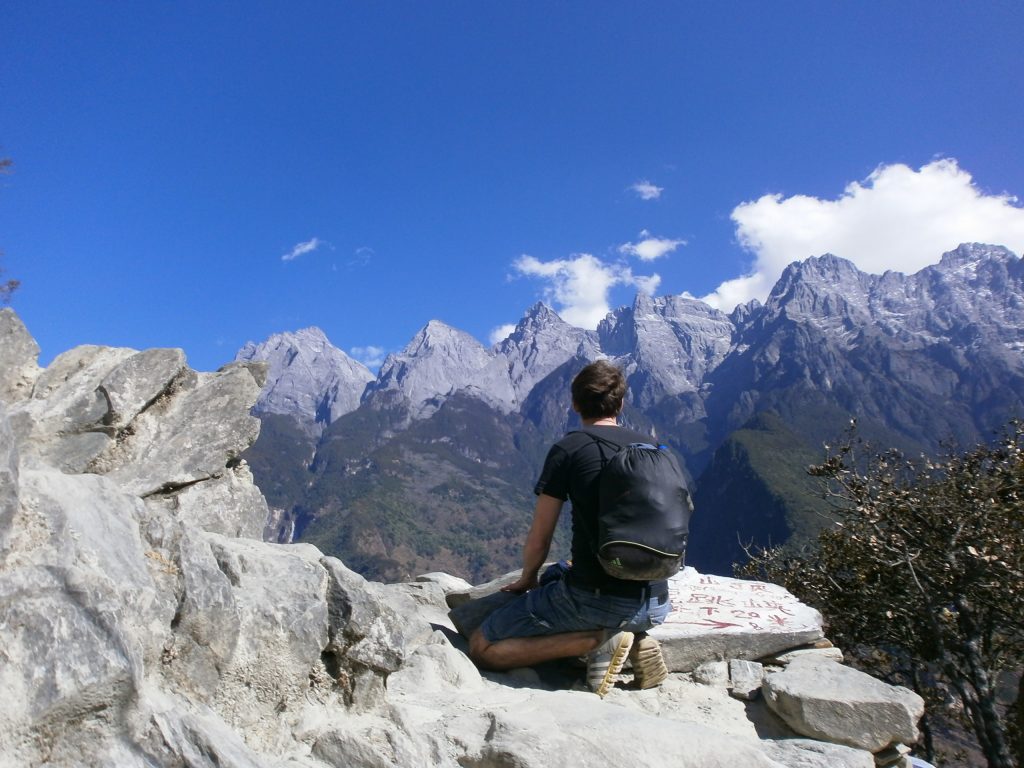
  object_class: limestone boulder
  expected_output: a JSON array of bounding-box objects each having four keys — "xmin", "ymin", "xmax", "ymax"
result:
[
  {"xmin": 322, "ymin": 556, "xmax": 434, "ymax": 676},
  {"xmin": 762, "ymin": 739, "xmax": 875, "ymax": 768},
  {"xmin": 387, "ymin": 633, "xmax": 485, "ymax": 696},
  {"xmin": 415, "ymin": 570, "xmax": 475, "ymax": 595},
  {"xmin": 104, "ymin": 363, "xmax": 264, "ymax": 496},
  {"xmin": 167, "ymin": 534, "xmax": 331, "ymax": 725},
  {"xmin": 0, "ymin": 467, "xmax": 173, "ymax": 764},
  {"xmin": 693, "ymin": 661, "xmax": 730, "ymax": 686},
  {"xmin": 762, "ymin": 656, "xmax": 925, "ymax": 752},
  {"xmin": 439, "ymin": 692, "xmax": 787, "ymax": 768},
  {"xmin": 0, "ymin": 405, "xmax": 18, "ymax": 552},
  {"xmin": 0, "ymin": 308, "xmax": 41, "ymax": 403},
  {"xmin": 131, "ymin": 688, "xmax": 272, "ymax": 768},
  {"xmin": 652, "ymin": 568, "xmax": 824, "ymax": 672},
  {"xmin": 12, "ymin": 344, "xmax": 136, "ymax": 471},
  {"xmin": 730, "ymin": 659, "xmax": 765, "ymax": 700},
  {"xmin": 143, "ymin": 460, "xmax": 268, "ymax": 540},
  {"xmin": 98, "ymin": 347, "xmax": 187, "ymax": 429}
]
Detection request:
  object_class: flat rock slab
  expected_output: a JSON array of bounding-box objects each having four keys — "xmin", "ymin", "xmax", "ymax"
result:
[
  {"xmin": 651, "ymin": 568, "xmax": 824, "ymax": 672},
  {"xmin": 762, "ymin": 738, "xmax": 875, "ymax": 768},
  {"xmin": 762, "ymin": 656, "xmax": 924, "ymax": 752}
]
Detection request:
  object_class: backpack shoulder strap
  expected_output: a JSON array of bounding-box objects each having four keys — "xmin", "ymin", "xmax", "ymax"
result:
[{"xmin": 570, "ymin": 427, "xmax": 620, "ymax": 467}]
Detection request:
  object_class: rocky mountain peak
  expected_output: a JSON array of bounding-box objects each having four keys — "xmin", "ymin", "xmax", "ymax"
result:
[
  {"xmin": 497, "ymin": 303, "xmax": 593, "ymax": 403},
  {"xmin": 514, "ymin": 301, "xmax": 562, "ymax": 331},
  {"xmin": 366, "ymin": 319, "xmax": 517, "ymax": 416},
  {"xmin": 773, "ymin": 254, "xmax": 870, "ymax": 296},
  {"xmin": 235, "ymin": 326, "xmax": 373, "ymax": 434},
  {"xmin": 936, "ymin": 242, "xmax": 1014, "ymax": 271},
  {"xmin": 760, "ymin": 255, "xmax": 877, "ymax": 337},
  {"xmin": 599, "ymin": 293, "xmax": 735, "ymax": 409}
]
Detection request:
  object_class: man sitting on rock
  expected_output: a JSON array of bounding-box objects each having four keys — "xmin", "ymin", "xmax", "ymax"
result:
[{"xmin": 469, "ymin": 360, "xmax": 671, "ymax": 696}]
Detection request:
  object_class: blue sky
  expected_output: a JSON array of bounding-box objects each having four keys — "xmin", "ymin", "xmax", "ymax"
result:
[{"xmin": 3, "ymin": 3, "xmax": 1024, "ymax": 372}]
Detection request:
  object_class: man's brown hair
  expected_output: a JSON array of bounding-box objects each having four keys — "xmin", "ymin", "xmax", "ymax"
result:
[{"xmin": 571, "ymin": 360, "xmax": 626, "ymax": 420}]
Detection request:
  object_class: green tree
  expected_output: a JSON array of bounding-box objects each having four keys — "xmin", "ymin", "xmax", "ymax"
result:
[
  {"xmin": 0, "ymin": 157, "xmax": 18, "ymax": 304},
  {"xmin": 740, "ymin": 420, "xmax": 1024, "ymax": 768}
]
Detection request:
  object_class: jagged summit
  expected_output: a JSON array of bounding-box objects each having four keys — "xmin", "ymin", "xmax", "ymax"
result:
[
  {"xmin": 598, "ymin": 292, "xmax": 734, "ymax": 408},
  {"xmin": 497, "ymin": 303, "xmax": 593, "ymax": 403},
  {"xmin": 238, "ymin": 244, "xmax": 1023, "ymax": 437},
  {"xmin": 936, "ymin": 242, "xmax": 1017, "ymax": 271},
  {"xmin": 235, "ymin": 326, "xmax": 373, "ymax": 434},
  {"xmin": 366, "ymin": 319, "xmax": 516, "ymax": 416}
]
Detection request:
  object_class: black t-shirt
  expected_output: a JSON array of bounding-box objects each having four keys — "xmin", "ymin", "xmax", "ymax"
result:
[{"xmin": 534, "ymin": 424, "xmax": 669, "ymax": 597}]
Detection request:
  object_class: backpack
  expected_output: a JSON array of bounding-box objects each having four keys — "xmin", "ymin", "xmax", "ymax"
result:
[{"xmin": 578, "ymin": 429, "xmax": 693, "ymax": 581}]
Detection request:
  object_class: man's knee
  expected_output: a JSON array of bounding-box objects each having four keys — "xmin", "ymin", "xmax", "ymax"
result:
[{"xmin": 468, "ymin": 628, "xmax": 492, "ymax": 665}]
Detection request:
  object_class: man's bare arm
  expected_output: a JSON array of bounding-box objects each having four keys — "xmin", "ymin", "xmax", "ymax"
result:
[{"xmin": 501, "ymin": 494, "xmax": 564, "ymax": 593}]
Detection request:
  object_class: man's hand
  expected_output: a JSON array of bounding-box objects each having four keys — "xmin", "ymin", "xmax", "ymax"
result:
[
  {"xmin": 501, "ymin": 572, "xmax": 539, "ymax": 594},
  {"xmin": 506, "ymin": 494, "xmax": 564, "ymax": 595}
]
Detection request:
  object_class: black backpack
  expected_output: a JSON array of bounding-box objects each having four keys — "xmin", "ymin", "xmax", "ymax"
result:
[{"xmin": 579, "ymin": 429, "xmax": 693, "ymax": 581}]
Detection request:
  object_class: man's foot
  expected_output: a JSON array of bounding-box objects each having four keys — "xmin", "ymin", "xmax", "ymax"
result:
[
  {"xmin": 586, "ymin": 630, "xmax": 634, "ymax": 697},
  {"xmin": 629, "ymin": 633, "xmax": 668, "ymax": 689}
]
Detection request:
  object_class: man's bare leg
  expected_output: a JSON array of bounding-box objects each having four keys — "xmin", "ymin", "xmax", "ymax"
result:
[{"xmin": 468, "ymin": 627, "xmax": 603, "ymax": 671}]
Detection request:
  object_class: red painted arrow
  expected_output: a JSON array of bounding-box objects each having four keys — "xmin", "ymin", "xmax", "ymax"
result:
[{"xmin": 678, "ymin": 619, "xmax": 744, "ymax": 630}]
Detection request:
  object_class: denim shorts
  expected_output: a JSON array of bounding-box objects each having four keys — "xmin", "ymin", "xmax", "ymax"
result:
[{"xmin": 479, "ymin": 572, "xmax": 670, "ymax": 643}]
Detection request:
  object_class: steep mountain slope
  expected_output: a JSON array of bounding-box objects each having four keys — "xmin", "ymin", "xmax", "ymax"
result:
[
  {"xmin": 688, "ymin": 411, "xmax": 835, "ymax": 575},
  {"xmin": 295, "ymin": 393, "xmax": 557, "ymax": 582},
  {"xmin": 241, "ymin": 244, "xmax": 1024, "ymax": 582}
]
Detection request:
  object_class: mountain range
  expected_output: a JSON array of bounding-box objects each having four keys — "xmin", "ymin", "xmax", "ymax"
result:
[{"xmin": 238, "ymin": 243, "xmax": 1024, "ymax": 581}]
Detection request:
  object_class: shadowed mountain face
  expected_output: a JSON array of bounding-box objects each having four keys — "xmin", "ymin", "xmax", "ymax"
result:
[{"xmin": 241, "ymin": 244, "xmax": 1024, "ymax": 581}]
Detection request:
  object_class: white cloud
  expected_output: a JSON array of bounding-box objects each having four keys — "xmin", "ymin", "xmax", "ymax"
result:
[
  {"xmin": 514, "ymin": 253, "xmax": 660, "ymax": 329},
  {"xmin": 349, "ymin": 246, "xmax": 374, "ymax": 267},
  {"xmin": 619, "ymin": 230, "xmax": 687, "ymax": 261},
  {"xmin": 703, "ymin": 159, "xmax": 1024, "ymax": 310},
  {"xmin": 630, "ymin": 180, "xmax": 664, "ymax": 200},
  {"xmin": 281, "ymin": 237, "xmax": 325, "ymax": 262},
  {"xmin": 489, "ymin": 324, "xmax": 516, "ymax": 346},
  {"xmin": 350, "ymin": 345, "xmax": 387, "ymax": 369}
]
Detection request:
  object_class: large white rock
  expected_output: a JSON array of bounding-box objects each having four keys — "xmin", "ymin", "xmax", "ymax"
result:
[
  {"xmin": 0, "ymin": 468, "xmax": 172, "ymax": 764},
  {"xmin": 651, "ymin": 568, "xmax": 825, "ymax": 671},
  {"xmin": 762, "ymin": 738, "xmax": 875, "ymax": 768},
  {"xmin": 103, "ymin": 363, "xmax": 264, "ymax": 496},
  {"xmin": 730, "ymin": 659, "xmax": 765, "ymax": 700},
  {"xmin": 762, "ymin": 656, "xmax": 925, "ymax": 752},
  {"xmin": 11, "ymin": 344, "xmax": 136, "ymax": 471},
  {"xmin": 0, "ymin": 404, "xmax": 18, "ymax": 553},
  {"xmin": 144, "ymin": 461, "xmax": 268, "ymax": 540},
  {"xmin": 0, "ymin": 308, "xmax": 41, "ymax": 403},
  {"xmin": 440, "ymin": 691, "xmax": 787, "ymax": 768},
  {"xmin": 99, "ymin": 347, "xmax": 187, "ymax": 429}
]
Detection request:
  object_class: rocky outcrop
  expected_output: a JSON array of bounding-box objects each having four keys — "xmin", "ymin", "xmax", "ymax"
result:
[{"xmin": 1, "ymin": 311, "xmax": 928, "ymax": 767}]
